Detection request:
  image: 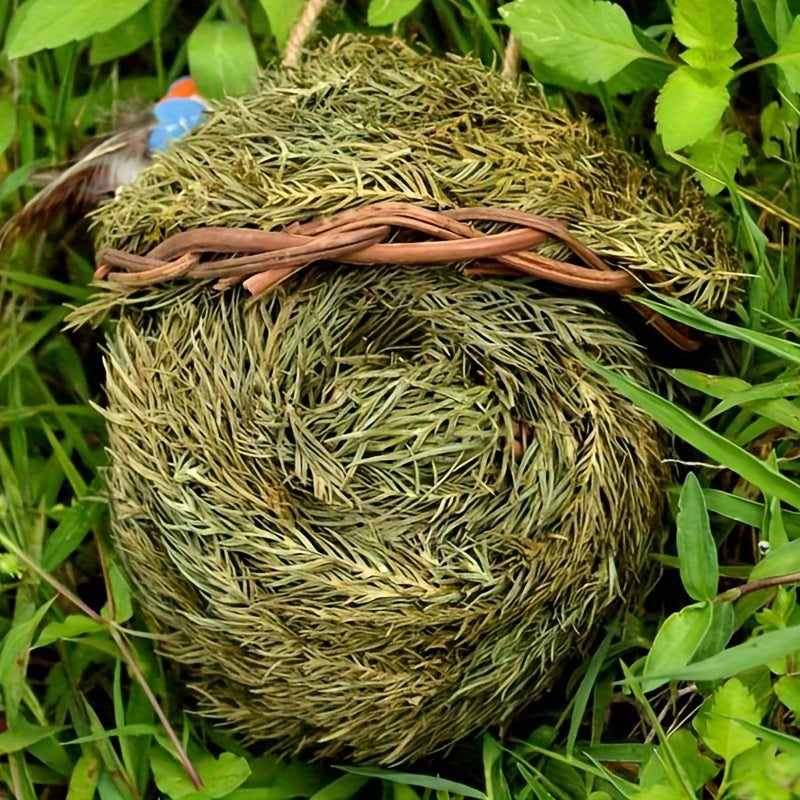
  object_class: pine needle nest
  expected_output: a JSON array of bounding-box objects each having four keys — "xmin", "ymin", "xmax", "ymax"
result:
[{"xmin": 83, "ymin": 36, "xmax": 736, "ymax": 763}]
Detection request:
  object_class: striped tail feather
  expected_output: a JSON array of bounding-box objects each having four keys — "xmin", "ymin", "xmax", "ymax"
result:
[{"xmin": 0, "ymin": 125, "xmax": 151, "ymax": 247}]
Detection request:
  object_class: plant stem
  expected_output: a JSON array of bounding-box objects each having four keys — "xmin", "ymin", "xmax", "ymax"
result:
[
  {"xmin": 715, "ymin": 570, "xmax": 800, "ymax": 602},
  {"xmin": 737, "ymin": 186, "xmax": 800, "ymax": 232},
  {"xmin": 0, "ymin": 533, "xmax": 203, "ymax": 791},
  {"xmin": 733, "ymin": 56, "xmax": 776, "ymax": 79}
]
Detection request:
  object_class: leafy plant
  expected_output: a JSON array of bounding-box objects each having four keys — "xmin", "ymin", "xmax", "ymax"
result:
[
  {"xmin": 3, "ymin": 1, "xmax": 800, "ymax": 799},
  {"xmin": 498, "ymin": 0, "xmax": 798, "ymax": 192}
]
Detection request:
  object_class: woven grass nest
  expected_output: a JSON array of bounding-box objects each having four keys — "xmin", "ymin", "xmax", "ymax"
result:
[{"xmin": 83, "ymin": 36, "xmax": 737, "ymax": 764}]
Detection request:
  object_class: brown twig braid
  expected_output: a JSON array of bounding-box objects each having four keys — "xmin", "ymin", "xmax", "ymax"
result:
[{"xmin": 95, "ymin": 201, "xmax": 700, "ymax": 350}]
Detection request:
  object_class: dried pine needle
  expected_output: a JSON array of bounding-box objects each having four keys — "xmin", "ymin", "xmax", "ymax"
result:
[
  {"xmin": 88, "ymin": 36, "xmax": 739, "ymax": 316},
  {"xmin": 82, "ymin": 35, "xmax": 726, "ymax": 764},
  {"xmin": 104, "ymin": 266, "xmax": 665, "ymax": 763}
]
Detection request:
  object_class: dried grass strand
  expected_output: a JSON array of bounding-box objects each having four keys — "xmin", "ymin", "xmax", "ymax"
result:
[
  {"xmin": 89, "ymin": 36, "xmax": 742, "ymax": 318},
  {"xmin": 103, "ymin": 266, "xmax": 667, "ymax": 764}
]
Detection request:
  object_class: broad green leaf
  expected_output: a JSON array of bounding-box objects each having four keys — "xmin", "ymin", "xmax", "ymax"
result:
[
  {"xmin": 102, "ymin": 561, "xmax": 133, "ymax": 623},
  {"xmin": 483, "ymin": 735, "xmax": 512, "ymax": 800},
  {"xmin": 640, "ymin": 625, "xmax": 800, "ymax": 682},
  {"xmin": 42, "ymin": 493, "xmax": 107, "ymax": 571},
  {"xmin": 89, "ymin": 6, "xmax": 153, "ymax": 64},
  {"xmin": 6, "ymin": 0, "xmax": 150, "ymax": 58},
  {"xmin": 699, "ymin": 488, "xmax": 800, "ymax": 538},
  {"xmin": 151, "ymin": 746, "xmax": 251, "ymax": 800},
  {"xmin": 751, "ymin": 589, "xmax": 800, "ymax": 663},
  {"xmin": 578, "ymin": 747, "xmax": 655, "ymax": 777},
  {"xmin": 230, "ymin": 752, "xmax": 328, "ymax": 798},
  {"xmin": 730, "ymin": 743, "xmax": 800, "ymax": 800},
  {"xmin": 96, "ymin": 770, "xmax": 129, "ymax": 800},
  {"xmin": 499, "ymin": 0, "xmax": 653, "ymax": 84},
  {"xmin": 775, "ymin": 675, "xmax": 800, "ymax": 716},
  {"xmin": 655, "ymin": 66, "xmax": 730, "ymax": 150},
  {"xmin": 258, "ymin": 0, "xmax": 304, "ymax": 51},
  {"xmin": 765, "ymin": 496, "xmax": 790, "ymax": 550},
  {"xmin": 0, "ymin": 97, "xmax": 16, "ymax": 154},
  {"xmin": 0, "ymin": 596, "xmax": 53, "ymax": 743},
  {"xmin": 0, "ymin": 599, "xmax": 55, "ymax": 681},
  {"xmin": 687, "ymin": 128, "xmax": 747, "ymax": 195},
  {"xmin": 770, "ymin": 16, "xmax": 800, "ymax": 92},
  {"xmin": 750, "ymin": 537, "xmax": 800, "ymax": 581},
  {"xmin": 694, "ymin": 601, "xmax": 734, "ymax": 662},
  {"xmin": 308, "ymin": 773, "xmax": 369, "ymax": 800},
  {"xmin": 390, "ymin": 786, "xmax": 421, "ymax": 800},
  {"xmin": 639, "ymin": 729, "xmax": 718, "ymax": 790},
  {"xmin": 642, "ymin": 603, "xmax": 712, "ymax": 692},
  {"xmin": 66, "ymin": 750, "xmax": 101, "ymax": 800},
  {"xmin": 673, "ymin": 0, "xmax": 737, "ymax": 51},
  {"xmin": 676, "ymin": 474, "xmax": 718, "ymax": 601},
  {"xmin": 0, "ymin": 724, "xmax": 62, "ymax": 755},
  {"xmin": 772, "ymin": 0, "xmax": 795, "ymax": 42},
  {"xmin": 341, "ymin": 767, "xmax": 487, "ymax": 800},
  {"xmin": 731, "ymin": 717, "xmax": 800, "ymax": 757},
  {"xmin": 28, "ymin": 734, "xmax": 74, "ymax": 776},
  {"xmin": 761, "ymin": 99, "xmax": 798, "ymax": 158},
  {"xmin": 604, "ymin": 53, "xmax": 673, "ymax": 93},
  {"xmin": 521, "ymin": 38, "xmax": 672, "ymax": 96},
  {"xmin": 187, "ymin": 21, "xmax": 259, "ymax": 100},
  {"xmin": 735, "ymin": 666, "xmax": 774, "ymax": 717},
  {"xmin": 35, "ymin": 615, "xmax": 105, "ymax": 647},
  {"xmin": 694, "ymin": 679, "xmax": 761, "ymax": 761},
  {"xmin": 0, "ymin": 554, "xmax": 22, "ymax": 577},
  {"xmin": 72, "ymin": 634, "xmax": 121, "ymax": 660},
  {"xmin": 577, "ymin": 352, "xmax": 800, "ymax": 509},
  {"xmin": 583, "ymin": 744, "xmax": 654, "ymax": 763},
  {"xmin": 368, "ymin": 0, "xmax": 425, "ymax": 26},
  {"xmin": 681, "ymin": 46, "xmax": 740, "ymax": 70},
  {"xmin": 746, "ymin": 0, "xmax": 790, "ymax": 44},
  {"xmin": 634, "ymin": 788, "xmax": 686, "ymax": 800}
]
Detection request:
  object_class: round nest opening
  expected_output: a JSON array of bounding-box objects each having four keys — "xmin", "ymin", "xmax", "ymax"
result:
[
  {"xmin": 105, "ymin": 266, "xmax": 665, "ymax": 763},
  {"xmin": 85, "ymin": 34, "xmax": 726, "ymax": 764}
]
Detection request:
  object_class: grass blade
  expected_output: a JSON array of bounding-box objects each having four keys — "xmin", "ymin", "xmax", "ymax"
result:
[
  {"xmin": 0, "ymin": 306, "xmax": 69, "ymax": 382},
  {"xmin": 576, "ymin": 352, "xmax": 800, "ymax": 508},
  {"xmin": 637, "ymin": 294, "xmax": 800, "ymax": 366},
  {"xmin": 340, "ymin": 767, "xmax": 487, "ymax": 799}
]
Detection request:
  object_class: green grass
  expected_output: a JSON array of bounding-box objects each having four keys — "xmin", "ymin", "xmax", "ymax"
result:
[{"xmin": 2, "ymin": 0, "xmax": 800, "ymax": 798}]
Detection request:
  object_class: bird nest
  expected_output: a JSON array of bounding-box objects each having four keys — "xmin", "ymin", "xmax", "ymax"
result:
[{"xmin": 78, "ymin": 35, "xmax": 736, "ymax": 763}]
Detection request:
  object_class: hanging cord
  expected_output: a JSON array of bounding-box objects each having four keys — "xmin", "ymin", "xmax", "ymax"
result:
[
  {"xmin": 501, "ymin": 34, "xmax": 521, "ymax": 82},
  {"xmin": 283, "ymin": 0, "xmax": 330, "ymax": 69}
]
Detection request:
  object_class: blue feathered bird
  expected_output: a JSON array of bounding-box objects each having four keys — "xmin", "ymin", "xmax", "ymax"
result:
[{"xmin": 1, "ymin": 77, "xmax": 207, "ymax": 243}]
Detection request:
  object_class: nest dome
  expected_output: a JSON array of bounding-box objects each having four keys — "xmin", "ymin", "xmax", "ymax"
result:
[
  {"xmin": 105, "ymin": 268, "xmax": 664, "ymax": 763},
  {"xmin": 86, "ymin": 36, "xmax": 716, "ymax": 763}
]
